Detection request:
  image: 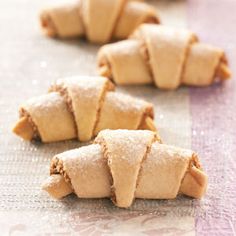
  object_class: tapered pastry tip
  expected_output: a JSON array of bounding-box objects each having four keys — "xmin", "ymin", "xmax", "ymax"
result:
[
  {"xmin": 42, "ymin": 174, "xmax": 73, "ymax": 199},
  {"xmin": 39, "ymin": 11, "xmax": 57, "ymax": 37},
  {"xmin": 12, "ymin": 117, "xmax": 34, "ymax": 141}
]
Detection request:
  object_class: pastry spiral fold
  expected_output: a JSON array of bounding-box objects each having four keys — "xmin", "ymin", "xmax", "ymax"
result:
[
  {"xmin": 13, "ymin": 76, "xmax": 156, "ymax": 143},
  {"xmin": 40, "ymin": 0, "xmax": 160, "ymax": 44},
  {"xmin": 98, "ymin": 24, "xmax": 231, "ymax": 89},
  {"xmin": 42, "ymin": 129, "xmax": 208, "ymax": 208}
]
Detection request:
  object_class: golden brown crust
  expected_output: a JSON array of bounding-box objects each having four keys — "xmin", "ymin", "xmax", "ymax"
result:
[
  {"xmin": 180, "ymin": 166, "xmax": 208, "ymax": 199},
  {"xmin": 143, "ymin": 15, "xmax": 160, "ymax": 24},
  {"xmin": 179, "ymin": 154, "xmax": 207, "ymax": 198},
  {"xmin": 216, "ymin": 57, "xmax": 231, "ymax": 81},
  {"xmin": 40, "ymin": 11, "xmax": 58, "ymax": 37},
  {"xmin": 12, "ymin": 117, "xmax": 35, "ymax": 141},
  {"xmin": 98, "ymin": 63, "xmax": 112, "ymax": 81},
  {"xmin": 138, "ymin": 104, "xmax": 157, "ymax": 133},
  {"xmin": 12, "ymin": 108, "xmax": 40, "ymax": 141},
  {"xmin": 139, "ymin": 116, "xmax": 157, "ymax": 132}
]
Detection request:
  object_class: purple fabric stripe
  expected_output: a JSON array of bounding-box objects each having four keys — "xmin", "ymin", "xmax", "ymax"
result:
[{"xmin": 188, "ymin": 0, "xmax": 236, "ymax": 235}]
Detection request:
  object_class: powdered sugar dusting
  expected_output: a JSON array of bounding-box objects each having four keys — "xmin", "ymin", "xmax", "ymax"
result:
[
  {"xmin": 96, "ymin": 129, "xmax": 154, "ymax": 165},
  {"xmin": 23, "ymin": 92, "xmax": 67, "ymax": 115},
  {"xmin": 105, "ymin": 92, "xmax": 151, "ymax": 114},
  {"xmin": 55, "ymin": 76, "xmax": 108, "ymax": 99},
  {"xmin": 59, "ymin": 144, "xmax": 103, "ymax": 178},
  {"xmin": 145, "ymin": 142, "xmax": 193, "ymax": 168}
]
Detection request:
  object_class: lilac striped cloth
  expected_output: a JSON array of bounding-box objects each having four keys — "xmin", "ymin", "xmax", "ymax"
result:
[{"xmin": 188, "ymin": 0, "xmax": 236, "ymax": 234}]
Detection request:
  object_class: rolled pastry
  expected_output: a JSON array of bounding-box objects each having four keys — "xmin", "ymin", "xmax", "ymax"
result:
[
  {"xmin": 98, "ymin": 24, "xmax": 231, "ymax": 89},
  {"xmin": 39, "ymin": 0, "xmax": 160, "ymax": 43},
  {"xmin": 12, "ymin": 76, "xmax": 156, "ymax": 143},
  {"xmin": 42, "ymin": 129, "xmax": 208, "ymax": 208}
]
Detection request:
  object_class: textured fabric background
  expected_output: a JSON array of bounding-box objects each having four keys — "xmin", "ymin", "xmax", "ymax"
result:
[
  {"xmin": 0, "ymin": 0, "xmax": 235, "ymax": 235},
  {"xmin": 188, "ymin": 0, "xmax": 236, "ymax": 235}
]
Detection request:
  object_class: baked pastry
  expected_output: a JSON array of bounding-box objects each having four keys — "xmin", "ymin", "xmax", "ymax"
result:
[
  {"xmin": 98, "ymin": 24, "xmax": 231, "ymax": 89},
  {"xmin": 40, "ymin": 0, "xmax": 160, "ymax": 44},
  {"xmin": 12, "ymin": 76, "xmax": 156, "ymax": 143},
  {"xmin": 42, "ymin": 129, "xmax": 208, "ymax": 208}
]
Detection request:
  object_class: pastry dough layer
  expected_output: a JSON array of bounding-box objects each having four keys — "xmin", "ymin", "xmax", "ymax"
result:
[
  {"xmin": 13, "ymin": 76, "xmax": 156, "ymax": 142},
  {"xmin": 22, "ymin": 92, "xmax": 77, "ymax": 143},
  {"xmin": 98, "ymin": 24, "xmax": 231, "ymax": 89},
  {"xmin": 42, "ymin": 129, "xmax": 208, "ymax": 208},
  {"xmin": 40, "ymin": 3, "xmax": 84, "ymax": 38},
  {"xmin": 39, "ymin": 0, "xmax": 160, "ymax": 43}
]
